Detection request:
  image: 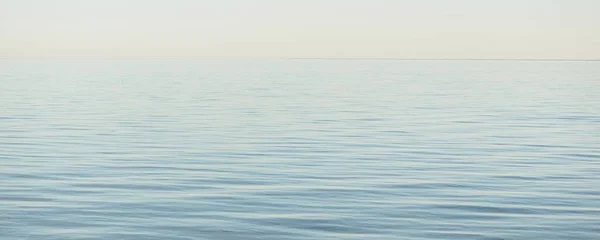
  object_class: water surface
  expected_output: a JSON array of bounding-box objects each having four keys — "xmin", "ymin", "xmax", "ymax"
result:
[{"xmin": 1, "ymin": 59, "xmax": 599, "ymax": 239}]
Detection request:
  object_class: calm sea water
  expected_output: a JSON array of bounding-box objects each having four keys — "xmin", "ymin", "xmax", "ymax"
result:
[{"xmin": 1, "ymin": 59, "xmax": 599, "ymax": 239}]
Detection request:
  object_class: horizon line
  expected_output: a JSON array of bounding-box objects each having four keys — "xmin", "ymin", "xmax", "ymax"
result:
[{"xmin": 0, "ymin": 57, "xmax": 599, "ymax": 62}]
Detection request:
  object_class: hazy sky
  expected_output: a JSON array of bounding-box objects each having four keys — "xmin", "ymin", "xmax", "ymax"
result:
[{"xmin": 1, "ymin": 0, "xmax": 599, "ymax": 59}]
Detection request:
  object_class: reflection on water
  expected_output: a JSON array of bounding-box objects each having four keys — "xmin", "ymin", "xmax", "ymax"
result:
[{"xmin": 1, "ymin": 59, "xmax": 599, "ymax": 239}]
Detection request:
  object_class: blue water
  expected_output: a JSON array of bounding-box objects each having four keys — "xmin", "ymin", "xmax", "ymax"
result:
[{"xmin": 1, "ymin": 59, "xmax": 599, "ymax": 239}]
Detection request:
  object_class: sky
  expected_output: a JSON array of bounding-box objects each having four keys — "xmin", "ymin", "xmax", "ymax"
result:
[{"xmin": 1, "ymin": 0, "xmax": 599, "ymax": 59}]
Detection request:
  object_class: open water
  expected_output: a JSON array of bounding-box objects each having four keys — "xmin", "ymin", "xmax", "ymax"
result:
[{"xmin": 1, "ymin": 59, "xmax": 599, "ymax": 239}]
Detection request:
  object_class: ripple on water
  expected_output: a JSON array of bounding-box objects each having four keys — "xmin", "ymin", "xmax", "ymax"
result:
[{"xmin": 1, "ymin": 59, "xmax": 599, "ymax": 240}]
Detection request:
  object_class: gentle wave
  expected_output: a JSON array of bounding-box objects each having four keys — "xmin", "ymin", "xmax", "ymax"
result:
[{"xmin": 1, "ymin": 59, "xmax": 599, "ymax": 239}]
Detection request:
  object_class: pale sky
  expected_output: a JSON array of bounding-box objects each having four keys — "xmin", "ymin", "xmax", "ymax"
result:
[{"xmin": 1, "ymin": 0, "xmax": 599, "ymax": 59}]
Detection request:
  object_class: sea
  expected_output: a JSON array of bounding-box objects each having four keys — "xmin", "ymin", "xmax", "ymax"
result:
[{"xmin": 1, "ymin": 59, "xmax": 599, "ymax": 239}]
